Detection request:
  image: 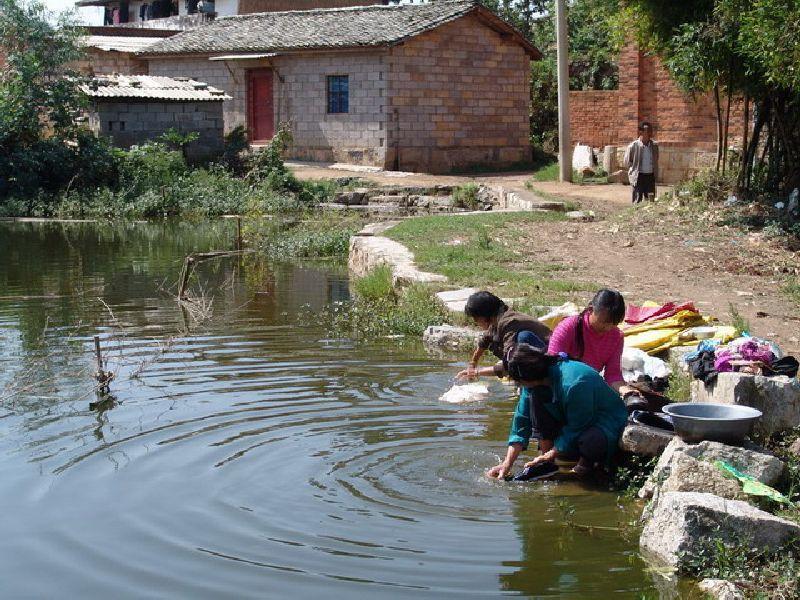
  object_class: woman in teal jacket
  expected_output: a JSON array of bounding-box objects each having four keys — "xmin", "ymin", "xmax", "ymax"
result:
[{"xmin": 487, "ymin": 344, "xmax": 628, "ymax": 480}]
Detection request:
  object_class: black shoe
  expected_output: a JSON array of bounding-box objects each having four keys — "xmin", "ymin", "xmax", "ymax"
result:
[
  {"xmin": 630, "ymin": 410, "xmax": 675, "ymax": 432},
  {"xmin": 513, "ymin": 461, "xmax": 559, "ymax": 481}
]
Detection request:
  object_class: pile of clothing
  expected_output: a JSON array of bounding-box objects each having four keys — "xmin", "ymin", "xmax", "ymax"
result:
[
  {"xmin": 686, "ymin": 336, "xmax": 799, "ymax": 385},
  {"xmin": 622, "ymin": 301, "xmax": 737, "ymax": 355}
]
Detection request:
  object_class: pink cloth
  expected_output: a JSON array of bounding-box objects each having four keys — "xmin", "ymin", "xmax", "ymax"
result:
[
  {"xmin": 624, "ymin": 301, "xmax": 697, "ymax": 325},
  {"xmin": 715, "ymin": 340, "xmax": 774, "ymax": 373},
  {"xmin": 547, "ymin": 312, "xmax": 624, "ymax": 385}
]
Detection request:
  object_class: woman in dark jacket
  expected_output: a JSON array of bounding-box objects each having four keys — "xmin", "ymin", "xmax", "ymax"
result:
[{"xmin": 487, "ymin": 344, "xmax": 628, "ymax": 480}]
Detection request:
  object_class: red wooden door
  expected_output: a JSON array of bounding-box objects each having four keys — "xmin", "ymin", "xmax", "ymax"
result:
[{"xmin": 247, "ymin": 69, "xmax": 274, "ymax": 143}]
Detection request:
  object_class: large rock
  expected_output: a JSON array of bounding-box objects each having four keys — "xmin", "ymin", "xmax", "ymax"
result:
[
  {"xmin": 640, "ymin": 491, "xmax": 800, "ymax": 568},
  {"xmin": 659, "ymin": 453, "xmax": 743, "ymax": 500},
  {"xmin": 435, "ymin": 288, "xmax": 480, "ymax": 313},
  {"xmin": 698, "ymin": 579, "xmax": 744, "ymax": 600},
  {"xmin": 691, "ymin": 372, "xmax": 800, "ymax": 436},
  {"xmin": 334, "ymin": 189, "xmax": 368, "ymax": 206},
  {"xmin": 565, "ymin": 210, "xmax": 596, "ymax": 222},
  {"xmin": 639, "ymin": 437, "xmax": 785, "ymax": 499},
  {"xmin": 607, "ymin": 169, "xmax": 629, "ymax": 185},
  {"xmin": 423, "ymin": 325, "xmax": 481, "ymax": 350},
  {"xmin": 619, "ymin": 423, "xmax": 675, "ymax": 457}
]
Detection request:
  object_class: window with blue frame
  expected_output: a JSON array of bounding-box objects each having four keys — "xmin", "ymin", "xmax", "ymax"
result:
[{"xmin": 327, "ymin": 75, "xmax": 349, "ymax": 114}]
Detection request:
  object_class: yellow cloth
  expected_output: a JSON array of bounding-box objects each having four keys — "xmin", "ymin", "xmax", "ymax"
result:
[
  {"xmin": 622, "ymin": 310, "xmax": 708, "ymax": 336},
  {"xmin": 625, "ymin": 324, "xmax": 738, "ymax": 355},
  {"xmin": 621, "ymin": 301, "xmax": 737, "ymax": 355}
]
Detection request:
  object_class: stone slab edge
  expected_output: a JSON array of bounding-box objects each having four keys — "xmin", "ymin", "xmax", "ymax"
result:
[{"xmin": 348, "ymin": 222, "xmax": 448, "ymax": 286}]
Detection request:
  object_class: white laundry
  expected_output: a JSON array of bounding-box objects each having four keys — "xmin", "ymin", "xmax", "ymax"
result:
[
  {"xmin": 439, "ymin": 383, "xmax": 490, "ymax": 404},
  {"xmin": 621, "ymin": 347, "xmax": 671, "ymax": 383}
]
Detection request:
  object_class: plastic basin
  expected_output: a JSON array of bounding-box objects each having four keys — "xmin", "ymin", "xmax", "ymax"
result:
[{"xmin": 662, "ymin": 402, "xmax": 762, "ymax": 444}]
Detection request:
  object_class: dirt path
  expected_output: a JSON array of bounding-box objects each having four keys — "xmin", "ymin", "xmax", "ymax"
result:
[
  {"xmin": 290, "ymin": 162, "xmax": 800, "ymax": 355},
  {"xmin": 514, "ymin": 196, "xmax": 800, "ymax": 356}
]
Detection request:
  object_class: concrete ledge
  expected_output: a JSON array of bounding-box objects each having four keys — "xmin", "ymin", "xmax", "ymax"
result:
[{"xmin": 348, "ymin": 228, "xmax": 447, "ymax": 286}]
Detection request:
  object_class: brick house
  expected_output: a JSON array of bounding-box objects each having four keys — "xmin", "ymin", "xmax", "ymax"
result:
[
  {"xmin": 570, "ymin": 43, "xmax": 747, "ymax": 183},
  {"xmin": 75, "ymin": 28, "xmax": 176, "ymax": 76},
  {"xmin": 138, "ymin": 0, "xmax": 541, "ymax": 173},
  {"xmin": 82, "ymin": 74, "xmax": 229, "ymax": 161}
]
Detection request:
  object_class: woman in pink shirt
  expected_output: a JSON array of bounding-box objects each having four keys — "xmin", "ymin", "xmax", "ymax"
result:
[
  {"xmin": 548, "ymin": 288, "xmax": 627, "ymax": 392},
  {"xmin": 526, "ymin": 289, "xmax": 636, "ymax": 469}
]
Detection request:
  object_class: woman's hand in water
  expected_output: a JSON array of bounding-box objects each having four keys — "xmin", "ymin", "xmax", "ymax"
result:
[
  {"xmin": 486, "ymin": 462, "xmax": 511, "ymax": 479},
  {"xmin": 524, "ymin": 449, "xmax": 557, "ymax": 468},
  {"xmin": 456, "ymin": 366, "xmax": 478, "ymax": 381}
]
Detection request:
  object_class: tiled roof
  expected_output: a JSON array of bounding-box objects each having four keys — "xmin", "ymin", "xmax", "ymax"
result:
[
  {"xmin": 81, "ymin": 75, "xmax": 230, "ymax": 101},
  {"xmin": 139, "ymin": 1, "xmax": 540, "ymax": 58},
  {"xmin": 81, "ymin": 35, "xmax": 162, "ymax": 53}
]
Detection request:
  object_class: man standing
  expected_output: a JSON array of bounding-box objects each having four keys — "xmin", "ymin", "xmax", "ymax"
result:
[{"xmin": 623, "ymin": 121, "xmax": 658, "ymax": 204}]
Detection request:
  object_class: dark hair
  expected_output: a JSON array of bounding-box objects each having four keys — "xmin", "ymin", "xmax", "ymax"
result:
[
  {"xmin": 507, "ymin": 343, "xmax": 559, "ymax": 382},
  {"xmin": 575, "ymin": 288, "xmax": 626, "ymax": 358},
  {"xmin": 464, "ymin": 291, "xmax": 508, "ymax": 319},
  {"xmin": 638, "ymin": 121, "xmax": 653, "ymax": 132}
]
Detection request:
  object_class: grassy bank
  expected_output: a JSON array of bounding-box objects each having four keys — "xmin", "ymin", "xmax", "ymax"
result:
[{"xmin": 385, "ymin": 211, "xmax": 599, "ymax": 306}]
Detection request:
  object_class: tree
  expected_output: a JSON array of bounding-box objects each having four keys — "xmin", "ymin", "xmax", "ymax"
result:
[
  {"xmin": 0, "ymin": 0, "xmax": 114, "ymax": 200},
  {"xmin": 0, "ymin": 0, "xmax": 85, "ymax": 146},
  {"xmin": 479, "ymin": 0, "xmax": 621, "ymax": 152},
  {"xmin": 620, "ymin": 0, "xmax": 800, "ymax": 195}
]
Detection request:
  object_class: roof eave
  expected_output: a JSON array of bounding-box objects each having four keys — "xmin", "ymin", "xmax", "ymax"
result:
[
  {"xmin": 472, "ymin": 6, "xmax": 542, "ymax": 60},
  {"xmin": 138, "ymin": 44, "xmax": 388, "ymax": 58}
]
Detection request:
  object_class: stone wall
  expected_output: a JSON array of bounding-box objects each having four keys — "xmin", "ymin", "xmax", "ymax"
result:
[
  {"xmin": 610, "ymin": 145, "xmax": 719, "ymax": 185},
  {"xmin": 570, "ymin": 42, "xmax": 747, "ymax": 176},
  {"xmin": 272, "ymin": 51, "xmax": 388, "ymax": 165},
  {"xmin": 72, "ymin": 48, "xmax": 148, "ymax": 76},
  {"xmin": 387, "ymin": 14, "xmax": 531, "ymax": 173},
  {"xmin": 147, "ymin": 56, "xmax": 246, "ymax": 133},
  {"xmin": 88, "ymin": 99, "xmax": 225, "ymax": 161}
]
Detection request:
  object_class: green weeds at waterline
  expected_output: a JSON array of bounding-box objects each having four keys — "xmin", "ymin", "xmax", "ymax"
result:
[
  {"xmin": 0, "ymin": 127, "xmax": 340, "ymax": 219},
  {"xmin": 318, "ymin": 279, "xmax": 451, "ymax": 339},
  {"xmin": 352, "ymin": 264, "xmax": 396, "ymax": 302}
]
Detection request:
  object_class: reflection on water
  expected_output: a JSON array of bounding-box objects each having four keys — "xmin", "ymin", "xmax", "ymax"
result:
[{"xmin": 0, "ymin": 220, "xmax": 673, "ymax": 598}]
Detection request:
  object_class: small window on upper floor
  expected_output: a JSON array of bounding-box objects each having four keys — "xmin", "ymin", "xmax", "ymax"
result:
[{"xmin": 327, "ymin": 75, "xmax": 349, "ymax": 114}]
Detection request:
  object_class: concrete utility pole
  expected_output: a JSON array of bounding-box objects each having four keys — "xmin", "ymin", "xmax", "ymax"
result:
[{"xmin": 556, "ymin": 0, "xmax": 572, "ymax": 182}]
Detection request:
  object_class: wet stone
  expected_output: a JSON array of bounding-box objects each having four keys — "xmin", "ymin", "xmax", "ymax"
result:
[
  {"xmin": 698, "ymin": 579, "xmax": 744, "ymax": 600},
  {"xmin": 640, "ymin": 491, "xmax": 800, "ymax": 568}
]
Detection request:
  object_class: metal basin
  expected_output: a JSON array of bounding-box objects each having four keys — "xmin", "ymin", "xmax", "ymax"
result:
[{"xmin": 663, "ymin": 403, "xmax": 762, "ymax": 444}]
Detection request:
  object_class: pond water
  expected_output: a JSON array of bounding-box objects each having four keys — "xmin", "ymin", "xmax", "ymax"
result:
[{"xmin": 0, "ymin": 220, "xmax": 682, "ymax": 598}]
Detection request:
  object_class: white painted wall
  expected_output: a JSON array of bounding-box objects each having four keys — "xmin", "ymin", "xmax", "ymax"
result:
[{"xmin": 214, "ymin": 0, "xmax": 238, "ymax": 16}]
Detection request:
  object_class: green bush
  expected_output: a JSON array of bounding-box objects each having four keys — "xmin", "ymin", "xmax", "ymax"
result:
[
  {"xmin": 220, "ymin": 125, "xmax": 250, "ymax": 175},
  {"xmin": 0, "ymin": 133, "xmax": 120, "ymax": 201},
  {"xmin": 453, "ymin": 183, "xmax": 481, "ymax": 210},
  {"xmin": 675, "ymin": 169, "xmax": 739, "ymax": 204},
  {"xmin": 353, "ymin": 265, "xmax": 395, "ymax": 302},
  {"xmin": 319, "ymin": 283, "xmax": 451, "ymax": 339},
  {"xmin": 117, "ymin": 141, "xmax": 188, "ymax": 198}
]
